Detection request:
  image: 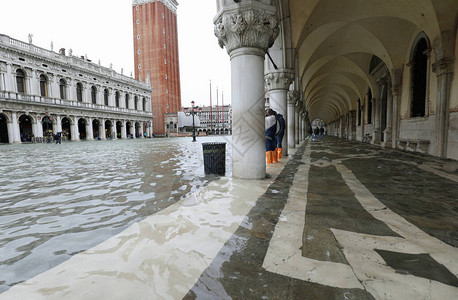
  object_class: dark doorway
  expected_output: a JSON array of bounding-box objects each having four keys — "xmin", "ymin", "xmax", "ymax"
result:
[
  {"xmin": 61, "ymin": 117, "xmax": 71, "ymax": 140},
  {"xmin": 126, "ymin": 122, "xmax": 132, "ymax": 138},
  {"xmin": 78, "ymin": 119, "xmax": 87, "ymax": 140},
  {"xmin": 20, "ymin": 115, "xmax": 34, "ymax": 142},
  {"xmin": 0, "ymin": 114, "xmax": 9, "ymax": 143},
  {"xmin": 105, "ymin": 120, "xmax": 112, "ymax": 139},
  {"xmin": 93, "ymin": 119, "xmax": 100, "ymax": 140},
  {"xmin": 116, "ymin": 121, "xmax": 122, "ymax": 139}
]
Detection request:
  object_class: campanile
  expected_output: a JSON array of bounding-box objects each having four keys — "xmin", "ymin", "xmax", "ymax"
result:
[{"xmin": 132, "ymin": 0, "xmax": 181, "ymax": 135}]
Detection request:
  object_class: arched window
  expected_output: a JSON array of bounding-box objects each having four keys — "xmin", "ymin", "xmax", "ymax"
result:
[
  {"xmin": 115, "ymin": 91, "xmax": 120, "ymax": 107},
  {"xmin": 410, "ymin": 37, "xmax": 428, "ymax": 118},
  {"xmin": 142, "ymin": 97, "xmax": 146, "ymax": 111},
  {"xmin": 104, "ymin": 89, "xmax": 109, "ymax": 106},
  {"xmin": 76, "ymin": 83, "xmax": 83, "ymax": 102},
  {"xmin": 367, "ymin": 89, "xmax": 373, "ymax": 124},
  {"xmin": 39, "ymin": 75, "xmax": 48, "ymax": 97},
  {"xmin": 125, "ymin": 94, "xmax": 129, "ymax": 108},
  {"xmin": 134, "ymin": 96, "xmax": 138, "ymax": 110},
  {"xmin": 91, "ymin": 86, "xmax": 97, "ymax": 104},
  {"xmin": 59, "ymin": 79, "xmax": 66, "ymax": 100},
  {"xmin": 16, "ymin": 69, "xmax": 26, "ymax": 94}
]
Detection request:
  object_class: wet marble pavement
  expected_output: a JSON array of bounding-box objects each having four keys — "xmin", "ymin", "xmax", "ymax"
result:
[{"xmin": 1, "ymin": 136, "xmax": 457, "ymax": 299}]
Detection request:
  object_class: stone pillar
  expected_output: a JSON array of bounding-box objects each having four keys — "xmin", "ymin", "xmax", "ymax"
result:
[
  {"xmin": 100, "ymin": 119, "xmax": 106, "ymax": 140},
  {"xmin": 295, "ymin": 101, "xmax": 301, "ymax": 145},
  {"xmin": 265, "ymin": 69, "xmax": 294, "ymax": 155},
  {"xmin": 71, "ymin": 116, "xmax": 79, "ymax": 141},
  {"xmin": 121, "ymin": 120, "xmax": 127, "ymax": 139},
  {"xmin": 300, "ymin": 112, "xmax": 305, "ymax": 141},
  {"xmin": 390, "ymin": 69, "xmax": 402, "ymax": 148},
  {"xmin": 214, "ymin": 1, "xmax": 279, "ymax": 179},
  {"xmin": 5, "ymin": 63, "xmax": 13, "ymax": 91},
  {"xmin": 287, "ymin": 91, "xmax": 299, "ymax": 148},
  {"xmin": 432, "ymin": 57, "xmax": 454, "ymax": 157},
  {"xmin": 350, "ymin": 110, "xmax": 357, "ymax": 140},
  {"xmin": 11, "ymin": 112, "xmax": 20, "ymax": 143},
  {"xmin": 85, "ymin": 117, "xmax": 93, "ymax": 140},
  {"xmin": 373, "ymin": 96, "xmax": 382, "ymax": 144},
  {"xmin": 384, "ymin": 79, "xmax": 393, "ymax": 147},
  {"xmin": 56, "ymin": 115, "xmax": 62, "ymax": 133}
]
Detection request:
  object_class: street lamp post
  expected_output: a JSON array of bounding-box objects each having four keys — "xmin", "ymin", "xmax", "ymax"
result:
[{"xmin": 184, "ymin": 101, "xmax": 202, "ymax": 142}]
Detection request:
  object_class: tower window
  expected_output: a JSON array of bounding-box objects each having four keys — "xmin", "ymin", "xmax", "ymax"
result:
[
  {"xmin": 136, "ymin": 20, "xmax": 140, "ymax": 24},
  {"xmin": 137, "ymin": 35, "xmax": 140, "ymax": 40},
  {"xmin": 163, "ymin": 29, "xmax": 165, "ymax": 34},
  {"xmin": 137, "ymin": 50, "xmax": 141, "ymax": 54},
  {"xmin": 138, "ymin": 64, "xmax": 141, "ymax": 69},
  {"xmin": 164, "ymin": 59, "xmax": 167, "ymax": 64},
  {"xmin": 136, "ymin": 5, "xmax": 139, "ymax": 10}
]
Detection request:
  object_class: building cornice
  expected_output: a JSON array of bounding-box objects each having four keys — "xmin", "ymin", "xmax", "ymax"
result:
[{"xmin": 132, "ymin": 0, "xmax": 178, "ymax": 14}]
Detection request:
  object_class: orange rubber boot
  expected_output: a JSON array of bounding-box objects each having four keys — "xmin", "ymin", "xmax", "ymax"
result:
[
  {"xmin": 272, "ymin": 150, "xmax": 278, "ymax": 163},
  {"xmin": 266, "ymin": 151, "xmax": 272, "ymax": 164},
  {"xmin": 277, "ymin": 148, "xmax": 283, "ymax": 159}
]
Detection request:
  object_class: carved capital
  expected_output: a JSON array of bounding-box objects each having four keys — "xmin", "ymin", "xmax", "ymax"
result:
[
  {"xmin": 287, "ymin": 90, "xmax": 300, "ymax": 105},
  {"xmin": 214, "ymin": 7, "xmax": 279, "ymax": 56},
  {"xmin": 432, "ymin": 57, "xmax": 454, "ymax": 76},
  {"xmin": 265, "ymin": 70, "xmax": 294, "ymax": 91}
]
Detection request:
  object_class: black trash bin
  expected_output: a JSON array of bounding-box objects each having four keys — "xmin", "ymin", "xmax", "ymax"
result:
[{"xmin": 202, "ymin": 142, "xmax": 226, "ymax": 176}]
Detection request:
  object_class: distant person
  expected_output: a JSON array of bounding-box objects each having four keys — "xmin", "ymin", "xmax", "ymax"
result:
[
  {"xmin": 275, "ymin": 113, "xmax": 285, "ymax": 159},
  {"xmin": 313, "ymin": 127, "xmax": 319, "ymax": 141},
  {"xmin": 308, "ymin": 127, "xmax": 313, "ymax": 139},
  {"xmin": 319, "ymin": 127, "xmax": 324, "ymax": 138},
  {"xmin": 265, "ymin": 109, "xmax": 277, "ymax": 164}
]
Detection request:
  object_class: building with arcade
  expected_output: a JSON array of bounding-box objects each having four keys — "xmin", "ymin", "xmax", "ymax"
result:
[{"xmin": 0, "ymin": 34, "xmax": 153, "ymax": 144}]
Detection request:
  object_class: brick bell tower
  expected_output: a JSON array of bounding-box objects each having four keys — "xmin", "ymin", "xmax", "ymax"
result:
[{"xmin": 132, "ymin": 0, "xmax": 181, "ymax": 135}]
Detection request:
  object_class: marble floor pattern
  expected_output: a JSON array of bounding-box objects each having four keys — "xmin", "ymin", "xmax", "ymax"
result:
[{"xmin": 2, "ymin": 137, "xmax": 458, "ymax": 299}]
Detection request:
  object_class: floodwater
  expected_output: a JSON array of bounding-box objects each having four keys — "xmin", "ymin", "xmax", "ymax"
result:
[{"xmin": 0, "ymin": 136, "xmax": 232, "ymax": 293}]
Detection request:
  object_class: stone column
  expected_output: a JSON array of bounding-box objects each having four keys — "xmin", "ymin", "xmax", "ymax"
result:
[
  {"xmin": 214, "ymin": 1, "xmax": 279, "ymax": 179},
  {"xmin": 11, "ymin": 112, "xmax": 20, "ymax": 143},
  {"xmin": 56, "ymin": 115, "xmax": 62, "ymax": 133},
  {"xmin": 432, "ymin": 57, "xmax": 454, "ymax": 157},
  {"xmin": 85, "ymin": 117, "xmax": 93, "ymax": 140},
  {"xmin": 295, "ymin": 101, "xmax": 301, "ymax": 145},
  {"xmin": 265, "ymin": 69, "xmax": 294, "ymax": 155},
  {"xmin": 384, "ymin": 79, "xmax": 393, "ymax": 147},
  {"xmin": 100, "ymin": 119, "xmax": 106, "ymax": 140},
  {"xmin": 71, "ymin": 116, "xmax": 79, "ymax": 141},
  {"xmin": 287, "ymin": 91, "xmax": 299, "ymax": 148},
  {"xmin": 5, "ymin": 63, "xmax": 13, "ymax": 91},
  {"xmin": 390, "ymin": 69, "xmax": 402, "ymax": 148},
  {"xmin": 121, "ymin": 120, "xmax": 127, "ymax": 139}
]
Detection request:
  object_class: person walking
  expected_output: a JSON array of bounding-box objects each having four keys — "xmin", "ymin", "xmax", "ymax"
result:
[{"xmin": 265, "ymin": 109, "xmax": 277, "ymax": 164}]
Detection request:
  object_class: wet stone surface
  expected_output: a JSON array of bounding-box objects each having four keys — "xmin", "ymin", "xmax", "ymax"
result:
[{"xmin": 0, "ymin": 137, "xmax": 231, "ymax": 293}]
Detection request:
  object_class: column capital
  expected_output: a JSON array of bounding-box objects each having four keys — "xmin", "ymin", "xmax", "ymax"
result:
[
  {"xmin": 432, "ymin": 57, "xmax": 454, "ymax": 76},
  {"xmin": 287, "ymin": 90, "xmax": 301, "ymax": 105},
  {"xmin": 214, "ymin": 3, "xmax": 279, "ymax": 56},
  {"xmin": 265, "ymin": 69, "xmax": 294, "ymax": 91}
]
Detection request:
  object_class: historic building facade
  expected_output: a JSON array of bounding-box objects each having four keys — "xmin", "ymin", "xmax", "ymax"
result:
[
  {"xmin": 198, "ymin": 104, "xmax": 232, "ymax": 135},
  {"xmin": 214, "ymin": 0, "xmax": 458, "ymax": 179},
  {"xmin": 133, "ymin": 0, "xmax": 181, "ymax": 136},
  {"xmin": 0, "ymin": 34, "xmax": 153, "ymax": 144}
]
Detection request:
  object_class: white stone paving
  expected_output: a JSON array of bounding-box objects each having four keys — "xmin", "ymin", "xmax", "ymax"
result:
[{"xmin": 263, "ymin": 143, "xmax": 458, "ymax": 299}]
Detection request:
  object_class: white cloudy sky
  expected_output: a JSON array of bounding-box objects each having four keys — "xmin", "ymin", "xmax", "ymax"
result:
[{"xmin": 0, "ymin": 0, "xmax": 231, "ymax": 107}]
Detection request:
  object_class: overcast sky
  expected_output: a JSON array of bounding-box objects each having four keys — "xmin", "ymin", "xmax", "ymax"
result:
[{"xmin": 0, "ymin": 0, "xmax": 231, "ymax": 108}]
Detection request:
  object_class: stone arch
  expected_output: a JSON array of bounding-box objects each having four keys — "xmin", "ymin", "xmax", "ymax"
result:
[
  {"xmin": 19, "ymin": 114, "xmax": 34, "ymax": 142},
  {"xmin": 77, "ymin": 118, "xmax": 87, "ymax": 140},
  {"xmin": 61, "ymin": 116, "xmax": 71, "ymax": 140}
]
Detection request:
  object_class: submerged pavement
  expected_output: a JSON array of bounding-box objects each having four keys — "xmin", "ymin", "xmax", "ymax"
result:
[{"xmin": 1, "ymin": 137, "xmax": 458, "ymax": 299}]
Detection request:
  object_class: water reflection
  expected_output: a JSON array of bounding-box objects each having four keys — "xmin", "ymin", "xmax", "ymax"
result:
[{"xmin": 0, "ymin": 136, "xmax": 231, "ymax": 293}]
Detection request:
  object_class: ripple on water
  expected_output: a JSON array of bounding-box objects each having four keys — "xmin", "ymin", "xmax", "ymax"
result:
[{"xmin": 0, "ymin": 137, "xmax": 232, "ymax": 293}]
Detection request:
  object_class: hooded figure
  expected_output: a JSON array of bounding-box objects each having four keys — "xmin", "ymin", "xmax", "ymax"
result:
[
  {"xmin": 275, "ymin": 113, "xmax": 285, "ymax": 158},
  {"xmin": 265, "ymin": 109, "xmax": 277, "ymax": 164}
]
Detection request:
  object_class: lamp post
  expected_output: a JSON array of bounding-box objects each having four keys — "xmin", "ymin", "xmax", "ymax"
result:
[{"xmin": 184, "ymin": 100, "xmax": 202, "ymax": 142}]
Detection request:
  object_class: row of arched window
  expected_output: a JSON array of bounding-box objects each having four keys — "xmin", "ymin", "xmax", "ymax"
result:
[{"xmin": 14, "ymin": 69, "xmax": 148, "ymax": 111}]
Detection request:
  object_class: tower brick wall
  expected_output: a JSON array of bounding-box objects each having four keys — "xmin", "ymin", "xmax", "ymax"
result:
[{"xmin": 133, "ymin": 0, "xmax": 181, "ymax": 135}]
